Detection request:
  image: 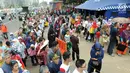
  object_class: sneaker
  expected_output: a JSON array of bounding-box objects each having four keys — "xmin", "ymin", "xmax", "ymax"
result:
[
  {"xmin": 117, "ymin": 54, "xmax": 122, "ymax": 57},
  {"xmin": 110, "ymin": 54, "xmax": 115, "ymax": 57}
]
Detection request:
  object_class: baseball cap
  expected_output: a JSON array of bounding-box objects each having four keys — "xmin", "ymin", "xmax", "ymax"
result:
[{"xmin": 52, "ymin": 54, "xmax": 59, "ymax": 60}]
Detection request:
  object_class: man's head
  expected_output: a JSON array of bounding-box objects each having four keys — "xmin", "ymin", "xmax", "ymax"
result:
[
  {"xmin": 4, "ymin": 53, "xmax": 11, "ymax": 64},
  {"xmin": 66, "ymin": 30, "xmax": 70, "ymax": 35},
  {"xmin": 52, "ymin": 54, "xmax": 60, "ymax": 64},
  {"xmin": 63, "ymin": 52, "xmax": 71, "ymax": 62},
  {"xmin": 39, "ymin": 65, "xmax": 50, "ymax": 73},
  {"xmin": 114, "ymin": 22, "xmax": 119, "ymax": 28},
  {"xmin": 75, "ymin": 59, "xmax": 86, "ymax": 71},
  {"xmin": 6, "ymin": 41, "xmax": 11, "ymax": 47},
  {"xmin": 52, "ymin": 41, "xmax": 59, "ymax": 52}
]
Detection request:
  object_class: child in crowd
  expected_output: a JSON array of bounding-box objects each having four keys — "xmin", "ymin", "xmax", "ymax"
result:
[
  {"xmin": 64, "ymin": 30, "xmax": 72, "ymax": 51},
  {"xmin": 28, "ymin": 44, "xmax": 38, "ymax": 66}
]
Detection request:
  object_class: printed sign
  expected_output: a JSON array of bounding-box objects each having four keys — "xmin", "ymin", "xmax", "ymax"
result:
[{"xmin": 118, "ymin": 3, "xmax": 127, "ymax": 13}]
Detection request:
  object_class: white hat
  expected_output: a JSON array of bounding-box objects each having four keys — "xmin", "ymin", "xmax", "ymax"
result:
[
  {"xmin": 12, "ymin": 38, "xmax": 18, "ymax": 42},
  {"xmin": 40, "ymin": 40, "xmax": 49, "ymax": 50},
  {"xmin": 31, "ymin": 44, "xmax": 35, "ymax": 47},
  {"xmin": 10, "ymin": 32, "xmax": 13, "ymax": 35},
  {"xmin": 31, "ymin": 30, "xmax": 34, "ymax": 33},
  {"xmin": 18, "ymin": 36, "xmax": 22, "ymax": 39}
]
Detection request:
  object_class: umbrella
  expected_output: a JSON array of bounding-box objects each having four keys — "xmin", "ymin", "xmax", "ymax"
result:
[{"xmin": 112, "ymin": 17, "xmax": 130, "ymax": 23}]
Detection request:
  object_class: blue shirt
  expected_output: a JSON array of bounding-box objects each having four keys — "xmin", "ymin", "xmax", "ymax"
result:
[
  {"xmin": 47, "ymin": 60, "xmax": 62, "ymax": 73},
  {"xmin": 9, "ymin": 68, "xmax": 23, "ymax": 73},
  {"xmin": 2, "ymin": 62, "xmax": 12, "ymax": 73}
]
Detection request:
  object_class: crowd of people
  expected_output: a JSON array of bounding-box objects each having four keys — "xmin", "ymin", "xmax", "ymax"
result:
[{"xmin": 0, "ymin": 7, "xmax": 129, "ymax": 73}]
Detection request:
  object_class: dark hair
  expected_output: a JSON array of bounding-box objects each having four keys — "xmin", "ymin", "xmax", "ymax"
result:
[
  {"xmin": 63, "ymin": 52, "xmax": 71, "ymax": 61},
  {"xmin": 39, "ymin": 37, "xmax": 45, "ymax": 42},
  {"xmin": 52, "ymin": 41, "xmax": 58, "ymax": 48},
  {"xmin": 10, "ymin": 60, "xmax": 18, "ymax": 70},
  {"xmin": 6, "ymin": 41, "xmax": 11, "ymax": 46},
  {"xmin": 10, "ymin": 50, "xmax": 17, "ymax": 55},
  {"xmin": 114, "ymin": 22, "xmax": 118, "ymax": 26},
  {"xmin": 75, "ymin": 59, "xmax": 85, "ymax": 68}
]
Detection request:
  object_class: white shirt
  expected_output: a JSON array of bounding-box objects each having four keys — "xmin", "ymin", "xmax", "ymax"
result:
[
  {"xmin": 73, "ymin": 69, "xmax": 86, "ymax": 73},
  {"xmin": 83, "ymin": 21, "xmax": 88, "ymax": 28},
  {"xmin": 0, "ymin": 68, "xmax": 4, "ymax": 73},
  {"xmin": 36, "ymin": 30, "xmax": 42, "ymax": 37},
  {"xmin": 38, "ymin": 24, "xmax": 44, "ymax": 30},
  {"xmin": 60, "ymin": 63, "xmax": 70, "ymax": 73}
]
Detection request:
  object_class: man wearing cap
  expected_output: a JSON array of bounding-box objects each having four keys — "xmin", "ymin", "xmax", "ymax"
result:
[
  {"xmin": 47, "ymin": 54, "xmax": 62, "ymax": 73},
  {"xmin": 48, "ymin": 41, "xmax": 62, "ymax": 63}
]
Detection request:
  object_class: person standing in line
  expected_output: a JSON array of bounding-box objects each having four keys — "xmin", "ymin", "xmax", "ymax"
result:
[
  {"xmin": 18, "ymin": 37, "xmax": 27, "ymax": 67},
  {"xmin": 70, "ymin": 34, "xmax": 79, "ymax": 61},
  {"xmin": 39, "ymin": 65, "xmax": 50, "ymax": 73},
  {"xmin": 59, "ymin": 52, "xmax": 71, "ymax": 73},
  {"xmin": 64, "ymin": 30, "xmax": 72, "ymax": 51},
  {"xmin": 47, "ymin": 54, "xmax": 62, "ymax": 73},
  {"xmin": 0, "ymin": 41, "xmax": 6, "ymax": 57},
  {"xmin": 2, "ymin": 53, "xmax": 12, "ymax": 73},
  {"xmin": 28, "ymin": 44, "xmax": 38, "ymax": 66},
  {"xmin": 0, "ymin": 24, "xmax": 8, "ymax": 39},
  {"xmin": 48, "ymin": 24, "xmax": 56, "ymax": 48},
  {"xmin": 0, "ymin": 55, "xmax": 4, "ymax": 67},
  {"xmin": 10, "ymin": 60, "xmax": 23, "ymax": 73},
  {"xmin": 48, "ymin": 41, "xmax": 62, "ymax": 63},
  {"xmin": 87, "ymin": 42, "xmax": 104, "ymax": 73},
  {"xmin": 73, "ymin": 59, "xmax": 87, "ymax": 73},
  {"xmin": 107, "ymin": 22, "xmax": 119, "ymax": 56}
]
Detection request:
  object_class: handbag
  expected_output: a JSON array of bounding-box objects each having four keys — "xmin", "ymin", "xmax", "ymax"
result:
[
  {"xmin": 92, "ymin": 60, "xmax": 99, "ymax": 66},
  {"xmin": 117, "ymin": 43, "xmax": 127, "ymax": 51}
]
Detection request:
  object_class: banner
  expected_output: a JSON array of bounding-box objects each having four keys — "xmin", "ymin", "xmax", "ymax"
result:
[{"xmin": 118, "ymin": 3, "xmax": 127, "ymax": 13}]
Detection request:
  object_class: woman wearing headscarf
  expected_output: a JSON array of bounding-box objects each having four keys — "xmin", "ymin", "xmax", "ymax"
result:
[
  {"xmin": 54, "ymin": 20, "xmax": 60, "ymax": 38},
  {"xmin": 48, "ymin": 24, "xmax": 56, "ymax": 48},
  {"xmin": 88, "ymin": 42, "xmax": 104, "ymax": 73}
]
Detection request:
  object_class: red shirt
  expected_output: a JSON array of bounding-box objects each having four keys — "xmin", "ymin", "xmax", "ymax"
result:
[{"xmin": 96, "ymin": 31, "xmax": 100, "ymax": 38}]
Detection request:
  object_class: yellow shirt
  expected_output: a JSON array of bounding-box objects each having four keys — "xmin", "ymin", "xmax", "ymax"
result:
[{"xmin": 0, "ymin": 60, "xmax": 4, "ymax": 67}]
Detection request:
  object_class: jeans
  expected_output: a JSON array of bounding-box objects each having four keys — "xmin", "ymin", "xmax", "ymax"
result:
[{"xmin": 107, "ymin": 37, "xmax": 116, "ymax": 55}]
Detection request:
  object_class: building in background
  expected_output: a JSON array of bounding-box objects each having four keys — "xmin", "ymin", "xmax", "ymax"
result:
[{"xmin": 50, "ymin": 1, "xmax": 63, "ymax": 10}]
